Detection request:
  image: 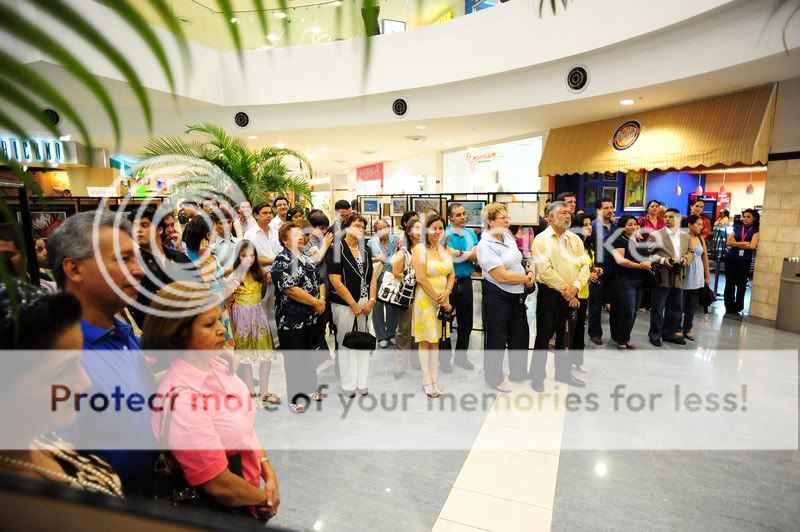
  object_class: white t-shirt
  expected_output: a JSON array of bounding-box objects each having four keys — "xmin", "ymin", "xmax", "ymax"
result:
[
  {"xmin": 243, "ymin": 225, "xmax": 281, "ymax": 270},
  {"xmin": 269, "ymin": 216, "xmax": 286, "ymax": 234}
]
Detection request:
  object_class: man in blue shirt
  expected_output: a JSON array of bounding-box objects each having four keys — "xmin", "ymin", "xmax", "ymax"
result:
[
  {"xmin": 588, "ymin": 197, "xmax": 615, "ymax": 344},
  {"xmin": 48, "ymin": 211, "xmax": 158, "ymax": 495},
  {"xmin": 443, "ymin": 203, "xmax": 479, "ymax": 373}
]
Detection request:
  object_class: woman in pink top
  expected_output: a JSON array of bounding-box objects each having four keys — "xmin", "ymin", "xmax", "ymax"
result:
[
  {"xmin": 638, "ymin": 199, "xmax": 665, "ymax": 236},
  {"xmin": 142, "ymin": 281, "xmax": 279, "ymax": 520}
]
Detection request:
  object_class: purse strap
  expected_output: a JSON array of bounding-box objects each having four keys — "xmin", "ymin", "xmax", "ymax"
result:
[{"xmin": 158, "ymin": 385, "xmax": 189, "ymax": 450}]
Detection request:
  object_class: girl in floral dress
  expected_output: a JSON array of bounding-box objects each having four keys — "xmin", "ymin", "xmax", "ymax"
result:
[{"xmin": 230, "ymin": 240, "xmax": 280, "ymax": 406}]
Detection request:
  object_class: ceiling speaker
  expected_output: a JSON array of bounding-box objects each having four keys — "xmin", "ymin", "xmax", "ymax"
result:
[
  {"xmin": 43, "ymin": 108, "xmax": 60, "ymax": 125},
  {"xmin": 234, "ymin": 111, "xmax": 250, "ymax": 128},
  {"xmin": 566, "ymin": 65, "xmax": 589, "ymax": 94},
  {"xmin": 392, "ymin": 98, "xmax": 407, "ymax": 116}
]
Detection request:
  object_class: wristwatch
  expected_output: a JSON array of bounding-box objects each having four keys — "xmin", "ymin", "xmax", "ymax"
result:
[
  {"xmin": 260, "ymin": 455, "xmax": 270, "ymax": 465},
  {"xmin": 456, "ymin": 249, "xmax": 463, "ymax": 257},
  {"xmin": 369, "ymin": 297, "xmax": 376, "ymax": 302}
]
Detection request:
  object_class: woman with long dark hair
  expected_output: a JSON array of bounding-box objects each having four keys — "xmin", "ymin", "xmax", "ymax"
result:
[
  {"xmin": 610, "ymin": 215, "xmax": 653, "ymax": 349},
  {"xmin": 229, "ymin": 240, "xmax": 279, "ymax": 406},
  {"xmin": 724, "ymin": 208, "xmax": 760, "ymax": 315}
]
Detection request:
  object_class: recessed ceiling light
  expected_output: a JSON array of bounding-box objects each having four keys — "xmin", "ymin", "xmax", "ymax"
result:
[
  {"xmin": 248, "ymin": 135, "xmax": 257, "ymax": 140},
  {"xmin": 443, "ymin": 142, "xmax": 453, "ymax": 146},
  {"xmin": 404, "ymin": 135, "xmax": 427, "ymax": 142},
  {"xmin": 415, "ymin": 125, "xmax": 426, "ymax": 130},
  {"xmin": 311, "ymin": 25, "xmax": 322, "ymax": 34},
  {"xmin": 620, "ymin": 99, "xmax": 635, "ymax": 106},
  {"xmin": 267, "ymin": 33, "xmax": 279, "ymax": 42},
  {"xmin": 320, "ymin": 146, "xmax": 329, "ymax": 152},
  {"xmin": 230, "ymin": 17, "xmax": 239, "ymax": 24},
  {"xmin": 273, "ymin": 11, "xmax": 287, "ymax": 19}
]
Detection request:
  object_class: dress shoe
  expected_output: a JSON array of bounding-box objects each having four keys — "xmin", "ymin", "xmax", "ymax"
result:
[
  {"xmin": 378, "ymin": 339, "xmax": 389, "ymax": 349},
  {"xmin": 440, "ymin": 360, "xmax": 453, "ymax": 373},
  {"xmin": 590, "ymin": 336, "xmax": 603, "ymax": 345},
  {"xmin": 649, "ymin": 338, "xmax": 663, "ymax": 347},
  {"xmin": 454, "ymin": 357, "xmax": 474, "ymax": 370},
  {"xmin": 555, "ymin": 374, "xmax": 586, "ymax": 388},
  {"xmin": 683, "ymin": 334, "xmax": 695, "ymax": 341},
  {"xmin": 530, "ymin": 380, "xmax": 545, "ymax": 393},
  {"xmin": 663, "ymin": 335, "xmax": 686, "ymax": 345}
]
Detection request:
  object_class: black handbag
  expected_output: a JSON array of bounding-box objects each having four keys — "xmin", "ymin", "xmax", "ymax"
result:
[
  {"xmin": 342, "ymin": 318, "xmax": 377, "ymax": 350},
  {"xmin": 699, "ymin": 284, "xmax": 716, "ymax": 307}
]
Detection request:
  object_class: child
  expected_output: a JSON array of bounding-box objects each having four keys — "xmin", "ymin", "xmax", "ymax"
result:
[{"xmin": 229, "ymin": 240, "xmax": 280, "ymax": 406}]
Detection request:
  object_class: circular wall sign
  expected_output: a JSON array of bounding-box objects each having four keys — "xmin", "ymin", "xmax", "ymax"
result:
[{"xmin": 612, "ymin": 120, "xmax": 641, "ymax": 151}]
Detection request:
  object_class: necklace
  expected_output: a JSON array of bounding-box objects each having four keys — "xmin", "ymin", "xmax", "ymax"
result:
[{"xmin": 0, "ymin": 436, "xmax": 123, "ymax": 497}]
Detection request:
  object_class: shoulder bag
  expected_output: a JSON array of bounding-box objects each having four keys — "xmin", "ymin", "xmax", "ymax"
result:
[
  {"xmin": 342, "ymin": 318, "xmax": 377, "ymax": 350},
  {"xmin": 377, "ymin": 249, "xmax": 416, "ymax": 308}
]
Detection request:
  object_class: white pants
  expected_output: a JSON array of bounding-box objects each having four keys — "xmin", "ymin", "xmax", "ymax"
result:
[
  {"xmin": 261, "ymin": 282, "xmax": 279, "ymax": 347},
  {"xmin": 332, "ymin": 299, "xmax": 371, "ymax": 392}
]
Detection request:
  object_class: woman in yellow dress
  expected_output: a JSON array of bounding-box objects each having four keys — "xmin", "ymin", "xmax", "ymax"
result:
[{"xmin": 412, "ymin": 214, "xmax": 455, "ymax": 398}]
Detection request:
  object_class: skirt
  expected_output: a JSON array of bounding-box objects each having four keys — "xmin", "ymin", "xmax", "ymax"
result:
[{"xmin": 232, "ymin": 303, "xmax": 275, "ymax": 362}]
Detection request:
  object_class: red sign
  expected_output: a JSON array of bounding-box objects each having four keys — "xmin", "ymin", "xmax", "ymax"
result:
[{"xmin": 356, "ymin": 162, "xmax": 383, "ymax": 185}]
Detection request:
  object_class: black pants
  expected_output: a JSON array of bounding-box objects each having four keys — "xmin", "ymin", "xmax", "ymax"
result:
[
  {"xmin": 440, "ymin": 276, "xmax": 474, "ymax": 365},
  {"xmin": 610, "ymin": 278, "xmax": 644, "ymax": 345},
  {"xmin": 572, "ymin": 298, "xmax": 588, "ymax": 366},
  {"xmin": 587, "ymin": 277, "xmax": 609, "ymax": 339},
  {"xmin": 682, "ymin": 288, "xmax": 701, "ymax": 335},
  {"xmin": 481, "ymin": 281, "xmax": 529, "ymax": 387},
  {"xmin": 278, "ymin": 327, "xmax": 319, "ymax": 406},
  {"xmin": 531, "ymin": 285, "xmax": 575, "ymax": 384},
  {"xmin": 649, "ymin": 286, "xmax": 684, "ymax": 340},
  {"xmin": 724, "ymin": 257, "xmax": 749, "ymax": 312}
]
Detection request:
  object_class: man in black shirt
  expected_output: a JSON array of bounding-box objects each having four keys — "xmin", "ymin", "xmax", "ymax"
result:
[{"xmin": 130, "ymin": 205, "xmax": 196, "ymax": 327}]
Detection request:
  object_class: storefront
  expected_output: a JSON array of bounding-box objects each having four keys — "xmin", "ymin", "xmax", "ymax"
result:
[
  {"xmin": 539, "ymin": 84, "xmax": 775, "ymax": 220},
  {"xmin": 442, "ymin": 136, "xmax": 544, "ymax": 193}
]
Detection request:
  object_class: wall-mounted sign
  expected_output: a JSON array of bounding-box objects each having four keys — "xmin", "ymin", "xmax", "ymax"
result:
[
  {"xmin": 356, "ymin": 162, "xmax": 384, "ymax": 184},
  {"xmin": 612, "ymin": 120, "xmax": 641, "ymax": 151},
  {"xmin": 466, "ymin": 149, "xmax": 497, "ymax": 171},
  {"xmin": 87, "ymin": 186, "xmax": 118, "ymax": 197},
  {"xmin": 0, "ymin": 136, "xmax": 65, "ymax": 164}
]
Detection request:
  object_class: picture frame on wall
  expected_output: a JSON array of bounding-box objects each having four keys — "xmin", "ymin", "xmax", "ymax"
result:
[
  {"xmin": 360, "ymin": 197, "xmax": 380, "ymax": 215},
  {"xmin": 584, "ymin": 187, "xmax": 599, "ymax": 209},
  {"xmin": 411, "ymin": 197, "xmax": 445, "ymax": 217},
  {"xmin": 602, "ymin": 186, "xmax": 618, "ymax": 210},
  {"xmin": 390, "ymin": 197, "xmax": 408, "ymax": 217},
  {"xmin": 586, "ymin": 173, "xmax": 600, "ymax": 182},
  {"xmin": 604, "ymin": 171, "xmax": 618, "ymax": 182},
  {"xmin": 622, "ymin": 170, "xmax": 647, "ymax": 211},
  {"xmin": 17, "ymin": 210, "xmax": 68, "ymax": 240},
  {"xmin": 449, "ymin": 199, "xmax": 486, "ymax": 228}
]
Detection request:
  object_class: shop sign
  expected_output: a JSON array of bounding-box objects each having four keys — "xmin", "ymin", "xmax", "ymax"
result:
[
  {"xmin": 0, "ymin": 136, "xmax": 65, "ymax": 164},
  {"xmin": 356, "ymin": 162, "xmax": 384, "ymax": 185},
  {"xmin": 466, "ymin": 149, "xmax": 496, "ymax": 171},
  {"xmin": 611, "ymin": 120, "xmax": 641, "ymax": 151},
  {"xmin": 87, "ymin": 186, "xmax": 117, "ymax": 197}
]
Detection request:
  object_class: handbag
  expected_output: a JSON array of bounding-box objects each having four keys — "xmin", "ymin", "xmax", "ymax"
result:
[
  {"xmin": 152, "ymin": 387, "xmax": 249, "ymax": 516},
  {"xmin": 377, "ymin": 250, "xmax": 416, "ymax": 308},
  {"xmin": 342, "ymin": 318, "xmax": 377, "ymax": 350},
  {"xmin": 699, "ymin": 284, "xmax": 716, "ymax": 307}
]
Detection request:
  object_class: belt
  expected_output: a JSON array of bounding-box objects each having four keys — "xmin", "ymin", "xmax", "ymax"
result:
[{"xmin": 456, "ymin": 276, "xmax": 472, "ymax": 282}]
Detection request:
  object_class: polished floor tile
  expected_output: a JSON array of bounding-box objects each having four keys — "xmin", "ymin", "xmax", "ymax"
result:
[{"xmin": 439, "ymin": 488, "xmax": 552, "ymax": 532}]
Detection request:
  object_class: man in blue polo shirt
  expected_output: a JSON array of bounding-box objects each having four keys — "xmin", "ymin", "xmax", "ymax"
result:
[
  {"xmin": 442, "ymin": 203, "xmax": 479, "ymax": 373},
  {"xmin": 48, "ymin": 211, "xmax": 157, "ymax": 495}
]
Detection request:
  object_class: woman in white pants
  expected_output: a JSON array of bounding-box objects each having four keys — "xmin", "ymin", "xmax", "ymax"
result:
[{"xmin": 329, "ymin": 213, "xmax": 378, "ymax": 396}]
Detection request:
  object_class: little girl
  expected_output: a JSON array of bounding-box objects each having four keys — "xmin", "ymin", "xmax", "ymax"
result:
[{"xmin": 229, "ymin": 240, "xmax": 280, "ymax": 406}]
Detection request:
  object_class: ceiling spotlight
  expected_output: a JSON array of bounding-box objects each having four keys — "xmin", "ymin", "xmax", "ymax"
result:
[
  {"xmin": 321, "ymin": 145, "xmax": 329, "ymax": 152},
  {"xmin": 620, "ymin": 99, "xmax": 635, "ymax": 106},
  {"xmin": 267, "ymin": 33, "xmax": 279, "ymax": 42},
  {"xmin": 273, "ymin": 11, "xmax": 287, "ymax": 19},
  {"xmin": 311, "ymin": 25, "xmax": 322, "ymax": 34},
  {"xmin": 415, "ymin": 125, "xmax": 427, "ymax": 130},
  {"xmin": 248, "ymin": 135, "xmax": 258, "ymax": 140},
  {"xmin": 230, "ymin": 17, "xmax": 239, "ymax": 24}
]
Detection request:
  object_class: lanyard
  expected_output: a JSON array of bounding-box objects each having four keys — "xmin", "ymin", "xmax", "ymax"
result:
[{"xmin": 740, "ymin": 226, "xmax": 749, "ymax": 242}]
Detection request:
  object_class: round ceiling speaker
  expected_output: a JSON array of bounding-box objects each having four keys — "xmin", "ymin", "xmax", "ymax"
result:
[
  {"xmin": 234, "ymin": 111, "xmax": 250, "ymax": 128},
  {"xmin": 566, "ymin": 65, "xmax": 589, "ymax": 94},
  {"xmin": 392, "ymin": 98, "xmax": 408, "ymax": 116},
  {"xmin": 43, "ymin": 108, "xmax": 60, "ymax": 125}
]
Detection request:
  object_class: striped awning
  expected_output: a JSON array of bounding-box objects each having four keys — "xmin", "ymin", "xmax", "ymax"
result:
[{"xmin": 538, "ymin": 84, "xmax": 777, "ymax": 176}]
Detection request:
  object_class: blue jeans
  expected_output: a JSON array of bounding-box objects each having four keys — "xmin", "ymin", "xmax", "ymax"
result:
[
  {"xmin": 372, "ymin": 271, "xmax": 398, "ymax": 341},
  {"xmin": 610, "ymin": 278, "xmax": 644, "ymax": 344}
]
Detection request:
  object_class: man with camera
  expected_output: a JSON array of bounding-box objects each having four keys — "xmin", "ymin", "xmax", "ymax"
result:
[{"xmin": 647, "ymin": 208, "xmax": 694, "ymax": 346}]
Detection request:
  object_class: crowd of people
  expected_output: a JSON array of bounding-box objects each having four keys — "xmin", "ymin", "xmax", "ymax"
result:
[{"xmin": 0, "ymin": 191, "xmax": 761, "ymax": 519}]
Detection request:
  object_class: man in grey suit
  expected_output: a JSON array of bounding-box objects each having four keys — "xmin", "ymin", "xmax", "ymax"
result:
[{"xmin": 647, "ymin": 208, "xmax": 694, "ymax": 346}]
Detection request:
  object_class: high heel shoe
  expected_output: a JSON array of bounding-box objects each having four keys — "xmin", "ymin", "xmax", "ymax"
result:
[
  {"xmin": 432, "ymin": 382, "xmax": 446, "ymax": 396},
  {"xmin": 422, "ymin": 383, "xmax": 440, "ymax": 398}
]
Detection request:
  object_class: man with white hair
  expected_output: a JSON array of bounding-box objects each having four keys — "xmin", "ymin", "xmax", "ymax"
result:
[{"xmin": 530, "ymin": 201, "xmax": 590, "ymax": 392}]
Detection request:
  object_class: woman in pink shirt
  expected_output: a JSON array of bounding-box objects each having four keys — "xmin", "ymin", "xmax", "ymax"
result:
[
  {"xmin": 142, "ymin": 281, "xmax": 279, "ymax": 519},
  {"xmin": 638, "ymin": 200, "xmax": 665, "ymax": 236}
]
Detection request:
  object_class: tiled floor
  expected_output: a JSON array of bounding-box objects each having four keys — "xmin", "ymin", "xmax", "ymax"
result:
[{"xmin": 256, "ymin": 278, "xmax": 799, "ymax": 532}]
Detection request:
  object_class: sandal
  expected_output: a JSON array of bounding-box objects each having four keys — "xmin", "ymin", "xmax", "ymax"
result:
[
  {"xmin": 290, "ymin": 403, "xmax": 306, "ymax": 413},
  {"xmin": 433, "ymin": 382, "xmax": 446, "ymax": 396},
  {"xmin": 310, "ymin": 392, "xmax": 326, "ymax": 401},
  {"xmin": 625, "ymin": 343, "xmax": 637, "ymax": 350},
  {"xmin": 261, "ymin": 393, "xmax": 282, "ymax": 406},
  {"xmin": 495, "ymin": 379, "xmax": 512, "ymax": 393},
  {"xmin": 422, "ymin": 383, "xmax": 441, "ymax": 398}
]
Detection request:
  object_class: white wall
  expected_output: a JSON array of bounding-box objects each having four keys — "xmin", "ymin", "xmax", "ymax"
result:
[
  {"xmin": 772, "ymin": 77, "xmax": 800, "ymax": 153},
  {"xmin": 443, "ymin": 137, "xmax": 543, "ymax": 193},
  {"xmin": 382, "ymin": 152, "xmax": 439, "ymax": 195}
]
